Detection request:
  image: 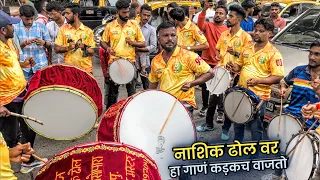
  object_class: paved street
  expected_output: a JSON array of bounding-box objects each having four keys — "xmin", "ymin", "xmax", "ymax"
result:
[{"xmin": 12, "ymin": 57, "xmax": 273, "ymax": 180}]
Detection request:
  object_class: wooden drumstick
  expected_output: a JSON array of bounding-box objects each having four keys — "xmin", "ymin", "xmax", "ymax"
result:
[
  {"xmin": 232, "ymin": 94, "xmax": 245, "ymax": 118},
  {"xmin": 277, "ymin": 96, "xmax": 283, "ymax": 138},
  {"xmin": 211, "ymin": 70, "xmax": 227, "ymax": 93},
  {"xmin": 159, "ymin": 98, "xmax": 179, "ymax": 134},
  {"xmin": 10, "ymin": 112, "xmax": 44, "ymax": 125},
  {"xmin": 116, "ymin": 60, "xmax": 126, "ymax": 77},
  {"xmin": 32, "ymin": 154, "xmax": 47, "ymax": 163},
  {"xmin": 287, "ymin": 118, "xmax": 318, "ymax": 156}
]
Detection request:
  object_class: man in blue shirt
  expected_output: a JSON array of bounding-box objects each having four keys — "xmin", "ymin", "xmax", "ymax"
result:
[{"xmin": 240, "ymin": 0, "xmax": 254, "ymax": 33}]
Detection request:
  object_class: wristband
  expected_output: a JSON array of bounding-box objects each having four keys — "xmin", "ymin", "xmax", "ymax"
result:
[{"xmin": 316, "ymin": 103, "xmax": 320, "ymax": 110}]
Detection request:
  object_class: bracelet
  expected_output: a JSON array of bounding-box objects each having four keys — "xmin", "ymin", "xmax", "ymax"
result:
[{"xmin": 316, "ymin": 103, "xmax": 320, "ymax": 110}]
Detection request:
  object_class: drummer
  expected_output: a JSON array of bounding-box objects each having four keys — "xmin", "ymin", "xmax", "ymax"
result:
[
  {"xmin": 100, "ymin": 0, "xmax": 146, "ymax": 109},
  {"xmin": 267, "ymin": 40, "xmax": 320, "ymax": 180},
  {"xmin": 226, "ymin": 17, "xmax": 284, "ymax": 145},
  {"xmin": 0, "ymin": 10, "xmax": 46, "ymax": 174},
  {"xmin": 55, "ymin": 3, "xmax": 96, "ymax": 73},
  {"xmin": 148, "ymin": 21, "xmax": 214, "ymax": 118}
]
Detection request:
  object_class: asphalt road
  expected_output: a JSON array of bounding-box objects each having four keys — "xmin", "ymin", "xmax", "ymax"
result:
[{"xmin": 12, "ymin": 57, "xmax": 274, "ymax": 180}]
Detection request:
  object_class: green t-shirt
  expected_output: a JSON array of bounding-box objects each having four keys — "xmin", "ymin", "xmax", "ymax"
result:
[{"xmin": 24, "ymin": 1, "xmax": 38, "ymax": 18}]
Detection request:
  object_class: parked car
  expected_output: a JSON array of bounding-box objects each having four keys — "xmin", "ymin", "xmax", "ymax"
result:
[{"xmin": 264, "ymin": 6, "xmax": 320, "ymax": 124}]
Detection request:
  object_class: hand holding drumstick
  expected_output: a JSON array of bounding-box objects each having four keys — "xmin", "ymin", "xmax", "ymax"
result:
[{"xmin": 302, "ymin": 103, "xmax": 320, "ymax": 119}]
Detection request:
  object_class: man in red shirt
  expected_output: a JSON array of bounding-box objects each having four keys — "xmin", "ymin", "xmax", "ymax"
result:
[
  {"xmin": 270, "ymin": 2, "xmax": 286, "ymax": 33},
  {"xmin": 196, "ymin": 2, "xmax": 229, "ymax": 130}
]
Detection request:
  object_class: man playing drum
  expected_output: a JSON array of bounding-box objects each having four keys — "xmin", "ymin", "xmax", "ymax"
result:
[
  {"xmin": 55, "ymin": 3, "xmax": 96, "ymax": 73},
  {"xmin": 100, "ymin": 0, "xmax": 146, "ymax": 109},
  {"xmin": 0, "ymin": 10, "xmax": 46, "ymax": 174},
  {"xmin": 226, "ymin": 17, "xmax": 284, "ymax": 147},
  {"xmin": 265, "ymin": 41, "xmax": 320, "ymax": 180}
]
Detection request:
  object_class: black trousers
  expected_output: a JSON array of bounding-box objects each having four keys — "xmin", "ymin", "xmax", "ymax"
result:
[{"xmin": 137, "ymin": 67, "xmax": 151, "ymax": 90}]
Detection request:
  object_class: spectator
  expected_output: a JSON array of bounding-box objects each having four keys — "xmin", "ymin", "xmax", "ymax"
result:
[
  {"xmin": 240, "ymin": 0, "xmax": 255, "ymax": 32},
  {"xmin": 252, "ymin": 5, "xmax": 261, "ymax": 22}
]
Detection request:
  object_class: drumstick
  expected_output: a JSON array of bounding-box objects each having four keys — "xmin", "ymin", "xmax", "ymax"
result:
[
  {"xmin": 232, "ymin": 94, "xmax": 245, "ymax": 117},
  {"xmin": 116, "ymin": 60, "xmax": 126, "ymax": 77},
  {"xmin": 211, "ymin": 70, "xmax": 227, "ymax": 92},
  {"xmin": 10, "ymin": 112, "xmax": 44, "ymax": 125},
  {"xmin": 32, "ymin": 154, "xmax": 47, "ymax": 163},
  {"xmin": 277, "ymin": 96, "xmax": 283, "ymax": 138},
  {"xmin": 159, "ymin": 98, "xmax": 179, "ymax": 134},
  {"xmin": 209, "ymin": 67, "xmax": 218, "ymax": 85},
  {"xmin": 287, "ymin": 118, "xmax": 319, "ymax": 156}
]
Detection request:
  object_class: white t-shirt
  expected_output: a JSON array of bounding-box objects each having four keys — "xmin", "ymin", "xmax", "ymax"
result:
[{"xmin": 192, "ymin": 8, "xmax": 215, "ymax": 24}]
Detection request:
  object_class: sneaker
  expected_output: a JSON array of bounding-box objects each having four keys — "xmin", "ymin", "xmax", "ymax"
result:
[
  {"xmin": 20, "ymin": 158, "xmax": 48, "ymax": 174},
  {"xmin": 261, "ymin": 173, "xmax": 283, "ymax": 180},
  {"xmin": 216, "ymin": 112, "xmax": 225, "ymax": 123},
  {"xmin": 199, "ymin": 106, "xmax": 208, "ymax": 116},
  {"xmin": 221, "ymin": 131, "xmax": 230, "ymax": 141},
  {"xmin": 196, "ymin": 123, "xmax": 215, "ymax": 132}
]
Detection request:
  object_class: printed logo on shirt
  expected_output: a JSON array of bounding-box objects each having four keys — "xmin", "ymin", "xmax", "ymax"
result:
[
  {"xmin": 276, "ymin": 59, "xmax": 283, "ymax": 66},
  {"xmin": 234, "ymin": 40, "xmax": 241, "ymax": 47},
  {"xmin": 127, "ymin": 30, "xmax": 134, "ymax": 37},
  {"xmin": 184, "ymin": 32, "xmax": 191, "ymax": 39},
  {"xmin": 173, "ymin": 62, "xmax": 182, "ymax": 73},
  {"xmin": 243, "ymin": 54, "xmax": 249, "ymax": 58},
  {"xmin": 195, "ymin": 56, "xmax": 202, "ymax": 66},
  {"xmin": 259, "ymin": 56, "xmax": 267, "ymax": 64},
  {"xmin": 4, "ymin": 52, "xmax": 10, "ymax": 58},
  {"xmin": 82, "ymin": 34, "xmax": 87, "ymax": 40},
  {"xmin": 112, "ymin": 31, "xmax": 119, "ymax": 35}
]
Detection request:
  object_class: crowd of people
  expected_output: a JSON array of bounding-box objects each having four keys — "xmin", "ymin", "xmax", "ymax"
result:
[{"xmin": 1, "ymin": 0, "xmax": 320, "ymax": 179}]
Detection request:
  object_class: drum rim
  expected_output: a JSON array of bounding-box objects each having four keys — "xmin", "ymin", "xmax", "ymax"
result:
[
  {"xmin": 22, "ymin": 85, "xmax": 98, "ymax": 141},
  {"xmin": 223, "ymin": 90, "xmax": 254, "ymax": 124},
  {"xmin": 206, "ymin": 66, "xmax": 232, "ymax": 94},
  {"xmin": 39, "ymin": 64, "xmax": 96, "ymax": 79},
  {"xmin": 284, "ymin": 131, "xmax": 319, "ymax": 180},
  {"xmin": 108, "ymin": 59, "xmax": 136, "ymax": 85},
  {"xmin": 266, "ymin": 113, "xmax": 304, "ymax": 139},
  {"xmin": 36, "ymin": 141, "xmax": 161, "ymax": 178}
]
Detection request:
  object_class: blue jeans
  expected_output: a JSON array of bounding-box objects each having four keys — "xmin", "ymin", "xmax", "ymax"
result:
[{"xmin": 23, "ymin": 69, "xmax": 35, "ymax": 82}]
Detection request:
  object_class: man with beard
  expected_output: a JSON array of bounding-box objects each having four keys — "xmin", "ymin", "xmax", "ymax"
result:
[
  {"xmin": 240, "ymin": 0, "xmax": 255, "ymax": 32},
  {"xmin": 226, "ymin": 17, "xmax": 284, "ymax": 155},
  {"xmin": 211, "ymin": 4, "xmax": 252, "ymax": 141},
  {"xmin": 135, "ymin": 4, "xmax": 157, "ymax": 90},
  {"xmin": 55, "ymin": 3, "xmax": 95, "ymax": 73},
  {"xmin": 262, "ymin": 40, "xmax": 320, "ymax": 180},
  {"xmin": 270, "ymin": 2, "xmax": 286, "ymax": 32},
  {"xmin": 46, "ymin": 1, "xmax": 67, "ymax": 64},
  {"xmin": 149, "ymin": 21, "xmax": 214, "ymax": 120},
  {"xmin": 100, "ymin": 0, "xmax": 145, "ymax": 109},
  {"xmin": 196, "ymin": 3, "xmax": 229, "ymax": 131}
]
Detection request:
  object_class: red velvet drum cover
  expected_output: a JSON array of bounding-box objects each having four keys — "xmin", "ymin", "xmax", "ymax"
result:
[
  {"xmin": 35, "ymin": 142, "xmax": 162, "ymax": 180},
  {"xmin": 23, "ymin": 64, "xmax": 103, "ymax": 116}
]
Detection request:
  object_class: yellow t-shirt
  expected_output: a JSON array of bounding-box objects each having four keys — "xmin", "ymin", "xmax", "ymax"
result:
[
  {"xmin": 149, "ymin": 47, "xmax": 211, "ymax": 107},
  {"xmin": 177, "ymin": 19, "xmax": 207, "ymax": 48},
  {"xmin": 101, "ymin": 19, "xmax": 145, "ymax": 63},
  {"xmin": 235, "ymin": 42, "xmax": 285, "ymax": 100},
  {"xmin": 55, "ymin": 23, "xmax": 96, "ymax": 73},
  {"xmin": 0, "ymin": 132, "xmax": 17, "ymax": 180},
  {"xmin": 216, "ymin": 28, "xmax": 252, "ymax": 66},
  {"xmin": 0, "ymin": 39, "xmax": 27, "ymax": 105}
]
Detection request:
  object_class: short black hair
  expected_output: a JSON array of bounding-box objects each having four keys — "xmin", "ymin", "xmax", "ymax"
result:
[
  {"xmin": 271, "ymin": 2, "xmax": 281, "ymax": 8},
  {"xmin": 46, "ymin": 1, "xmax": 64, "ymax": 12},
  {"xmin": 167, "ymin": 2, "xmax": 178, "ymax": 9},
  {"xmin": 241, "ymin": 0, "xmax": 255, "ymax": 11},
  {"xmin": 35, "ymin": 0, "xmax": 45, "ymax": 13},
  {"xmin": 169, "ymin": 7, "xmax": 185, "ymax": 22},
  {"xmin": 130, "ymin": 2, "xmax": 139, "ymax": 9},
  {"xmin": 310, "ymin": 40, "xmax": 320, "ymax": 49},
  {"xmin": 64, "ymin": 3, "xmax": 81, "ymax": 15},
  {"xmin": 19, "ymin": 5, "xmax": 35, "ymax": 18},
  {"xmin": 215, "ymin": 5, "xmax": 228, "ymax": 14},
  {"xmin": 116, "ymin": 0, "xmax": 130, "ymax": 10},
  {"xmin": 253, "ymin": 5, "xmax": 261, "ymax": 16},
  {"xmin": 140, "ymin": 4, "xmax": 152, "ymax": 13},
  {"xmin": 254, "ymin": 17, "xmax": 274, "ymax": 31},
  {"xmin": 157, "ymin": 21, "xmax": 176, "ymax": 34},
  {"xmin": 217, "ymin": 0, "xmax": 227, "ymax": 6},
  {"xmin": 229, "ymin": 4, "xmax": 246, "ymax": 19}
]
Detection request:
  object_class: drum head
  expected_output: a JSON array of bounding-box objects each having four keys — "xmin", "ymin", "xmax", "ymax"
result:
[
  {"xmin": 206, "ymin": 67, "xmax": 231, "ymax": 95},
  {"xmin": 285, "ymin": 133, "xmax": 316, "ymax": 180},
  {"xmin": 23, "ymin": 87, "xmax": 97, "ymax": 140},
  {"xmin": 109, "ymin": 59, "xmax": 135, "ymax": 85},
  {"xmin": 224, "ymin": 91, "xmax": 252, "ymax": 124},
  {"xmin": 267, "ymin": 114, "xmax": 302, "ymax": 152},
  {"xmin": 118, "ymin": 90, "xmax": 196, "ymax": 179}
]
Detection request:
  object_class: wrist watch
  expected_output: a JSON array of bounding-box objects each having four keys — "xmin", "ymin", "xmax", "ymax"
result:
[{"xmin": 187, "ymin": 46, "xmax": 191, "ymax": 50}]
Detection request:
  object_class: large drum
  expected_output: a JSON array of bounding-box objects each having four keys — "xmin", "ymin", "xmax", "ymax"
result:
[
  {"xmin": 97, "ymin": 90, "xmax": 196, "ymax": 179},
  {"xmin": 35, "ymin": 142, "xmax": 162, "ymax": 180},
  {"xmin": 285, "ymin": 131, "xmax": 320, "ymax": 180},
  {"xmin": 109, "ymin": 59, "xmax": 136, "ymax": 85},
  {"xmin": 22, "ymin": 64, "xmax": 102, "ymax": 140},
  {"xmin": 267, "ymin": 114, "xmax": 304, "ymax": 152},
  {"xmin": 224, "ymin": 86, "xmax": 262, "ymax": 124},
  {"xmin": 206, "ymin": 66, "xmax": 231, "ymax": 95}
]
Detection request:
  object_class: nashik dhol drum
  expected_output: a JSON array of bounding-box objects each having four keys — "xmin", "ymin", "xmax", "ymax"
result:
[
  {"xmin": 97, "ymin": 90, "xmax": 196, "ymax": 180},
  {"xmin": 267, "ymin": 114, "xmax": 304, "ymax": 152},
  {"xmin": 108, "ymin": 58, "xmax": 136, "ymax": 85},
  {"xmin": 22, "ymin": 64, "xmax": 102, "ymax": 140},
  {"xmin": 223, "ymin": 86, "xmax": 262, "ymax": 124},
  {"xmin": 35, "ymin": 142, "xmax": 162, "ymax": 180},
  {"xmin": 285, "ymin": 131, "xmax": 320, "ymax": 180},
  {"xmin": 205, "ymin": 66, "xmax": 231, "ymax": 95}
]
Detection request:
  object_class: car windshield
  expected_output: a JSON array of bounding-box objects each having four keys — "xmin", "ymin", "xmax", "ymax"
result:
[
  {"xmin": 261, "ymin": 4, "xmax": 285, "ymax": 17},
  {"xmin": 274, "ymin": 9, "xmax": 320, "ymax": 49}
]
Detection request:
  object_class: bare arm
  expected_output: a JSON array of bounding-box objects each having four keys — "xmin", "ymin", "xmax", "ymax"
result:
[
  {"xmin": 54, "ymin": 44, "xmax": 69, "ymax": 54},
  {"xmin": 100, "ymin": 41, "xmax": 110, "ymax": 51},
  {"xmin": 189, "ymin": 42, "xmax": 209, "ymax": 51},
  {"xmin": 191, "ymin": 68, "xmax": 214, "ymax": 87},
  {"xmin": 257, "ymin": 75, "xmax": 284, "ymax": 85},
  {"xmin": 149, "ymin": 82, "xmax": 158, "ymax": 89}
]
